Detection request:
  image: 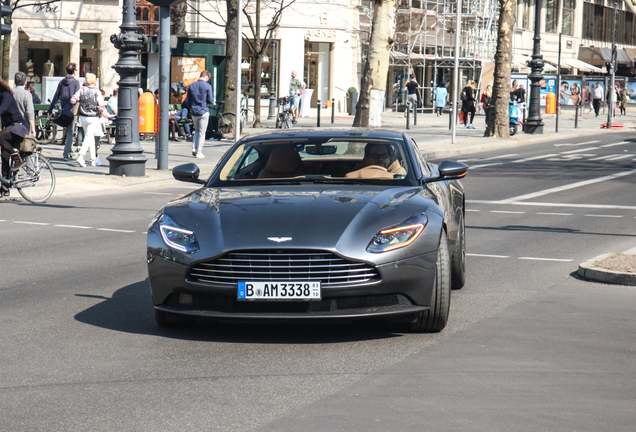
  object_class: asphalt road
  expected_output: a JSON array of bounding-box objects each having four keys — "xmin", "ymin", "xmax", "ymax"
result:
[{"xmin": 1, "ymin": 132, "xmax": 635, "ymax": 431}]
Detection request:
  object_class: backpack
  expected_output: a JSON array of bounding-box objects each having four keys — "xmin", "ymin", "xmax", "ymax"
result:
[
  {"xmin": 460, "ymin": 90, "xmax": 467, "ymax": 101},
  {"xmin": 484, "ymin": 95, "xmax": 491, "ymax": 107}
]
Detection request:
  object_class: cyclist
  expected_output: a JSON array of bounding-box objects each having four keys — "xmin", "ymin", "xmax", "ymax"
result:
[
  {"xmin": 288, "ymin": 70, "xmax": 306, "ymax": 124},
  {"xmin": 0, "ymin": 77, "xmax": 29, "ymax": 188}
]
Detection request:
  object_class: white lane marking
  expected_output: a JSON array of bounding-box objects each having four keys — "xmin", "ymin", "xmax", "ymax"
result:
[
  {"xmin": 589, "ymin": 154, "xmax": 622, "ymax": 161},
  {"xmin": 467, "ymin": 200, "xmax": 636, "ymax": 210},
  {"xmin": 469, "ymin": 162, "xmax": 504, "ymax": 169},
  {"xmin": 512, "ymin": 154, "xmax": 559, "ymax": 163},
  {"xmin": 601, "ymin": 141, "xmax": 629, "ymax": 148},
  {"xmin": 54, "ymin": 224, "xmax": 93, "ymax": 229},
  {"xmin": 519, "ymin": 257, "xmax": 574, "ymax": 262},
  {"xmin": 554, "ymin": 140, "xmax": 600, "ymax": 147},
  {"xmin": 584, "ymin": 214, "xmax": 623, "ymax": 218},
  {"xmin": 535, "ymin": 212, "xmax": 573, "ymax": 216},
  {"xmin": 490, "ymin": 210, "xmax": 525, "ymax": 214},
  {"xmin": 561, "ymin": 147, "xmax": 600, "ymax": 154},
  {"xmin": 548, "ymin": 154, "xmax": 596, "ymax": 161},
  {"xmin": 606, "ymin": 154, "xmax": 634, "ymax": 161},
  {"xmin": 499, "ymin": 169, "xmax": 636, "ymax": 203},
  {"xmin": 466, "ymin": 209, "xmax": 481, "ymax": 212},
  {"xmin": 467, "ymin": 253, "xmax": 510, "ymax": 259},
  {"xmin": 484, "ymin": 154, "xmax": 519, "ymax": 160},
  {"xmin": 0, "ymin": 219, "xmax": 6, "ymax": 222},
  {"xmin": 96, "ymin": 228, "xmax": 137, "ymax": 233},
  {"xmin": 14, "ymin": 221, "xmax": 50, "ymax": 226}
]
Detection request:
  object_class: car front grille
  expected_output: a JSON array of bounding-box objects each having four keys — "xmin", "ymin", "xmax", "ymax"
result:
[{"xmin": 188, "ymin": 250, "xmax": 380, "ymax": 287}]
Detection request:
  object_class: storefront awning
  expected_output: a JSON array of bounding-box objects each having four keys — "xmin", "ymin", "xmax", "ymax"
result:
[
  {"xmin": 20, "ymin": 27, "xmax": 83, "ymax": 43},
  {"xmin": 542, "ymin": 56, "xmax": 604, "ymax": 73},
  {"xmin": 513, "ymin": 54, "xmax": 557, "ymax": 72},
  {"xmin": 578, "ymin": 47, "xmax": 631, "ymax": 66},
  {"xmin": 624, "ymin": 48, "xmax": 636, "ymax": 65}
]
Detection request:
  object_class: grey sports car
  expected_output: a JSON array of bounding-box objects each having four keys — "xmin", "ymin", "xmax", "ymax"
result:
[{"xmin": 147, "ymin": 129, "xmax": 468, "ymax": 332}]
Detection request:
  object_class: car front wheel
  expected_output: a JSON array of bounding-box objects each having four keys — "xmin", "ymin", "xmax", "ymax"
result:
[{"xmin": 407, "ymin": 230, "xmax": 452, "ymax": 333}]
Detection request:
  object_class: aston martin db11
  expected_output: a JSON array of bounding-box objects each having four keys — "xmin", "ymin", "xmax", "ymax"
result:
[{"xmin": 147, "ymin": 129, "xmax": 468, "ymax": 332}]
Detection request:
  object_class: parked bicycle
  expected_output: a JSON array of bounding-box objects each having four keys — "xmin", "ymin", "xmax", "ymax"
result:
[
  {"xmin": 34, "ymin": 113, "xmax": 58, "ymax": 144},
  {"xmin": 0, "ymin": 145, "xmax": 56, "ymax": 203},
  {"xmin": 276, "ymin": 96, "xmax": 294, "ymax": 129},
  {"xmin": 217, "ymin": 94, "xmax": 255, "ymax": 136}
]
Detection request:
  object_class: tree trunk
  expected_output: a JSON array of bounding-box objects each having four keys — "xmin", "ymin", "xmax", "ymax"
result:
[
  {"xmin": 353, "ymin": 0, "xmax": 395, "ymax": 128},
  {"xmin": 224, "ymin": 0, "xmax": 239, "ymax": 127},
  {"xmin": 251, "ymin": 0, "xmax": 262, "ymax": 128},
  {"xmin": 2, "ymin": 0, "xmax": 11, "ymax": 81},
  {"xmin": 171, "ymin": 3, "xmax": 188, "ymax": 36},
  {"xmin": 484, "ymin": 0, "xmax": 514, "ymax": 138}
]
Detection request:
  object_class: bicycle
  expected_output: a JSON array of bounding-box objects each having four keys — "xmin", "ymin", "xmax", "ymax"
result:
[
  {"xmin": 0, "ymin": 145, "xmax": 56, "ymax": 203},
  {"xmin": 275, "ymin": 96, "xmax": 294, "ymax": 129},
  {"xmin": 34, "ymin": 114, "xmax": 59, "ymax": 144},
  {"xmin": 217, "ymin": 95, "xmax": 255, "ymax": 135}
]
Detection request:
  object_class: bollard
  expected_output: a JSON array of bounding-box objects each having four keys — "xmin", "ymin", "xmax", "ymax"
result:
[
  {"xmin": 413, "ymin": 102, "xmax": 417, "ymax": 126},
  {"xmin": 317, "ymin": 99, "xmax": 321, "ymax": 127},
  {"xmin": 448, "ymin": 102, "xmax": 453, "ymax": 130},
  {"xmin": 406, "ymin": 103, "xmax": 410, "ymax": 130},
  {"xmin": 575, "ymin": 103, "xmax": 579, "ymax": 128},
  {"xmin": 331, "ymin": 98, "xmax": 335, "ymax": 124}
]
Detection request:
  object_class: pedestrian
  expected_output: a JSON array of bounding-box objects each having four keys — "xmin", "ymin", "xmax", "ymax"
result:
[
  {"xmin": 404, "ymin": 74, "xmax": 419, "ymax": 114},
  {"xmin": 169, "ymin": 106, "xmax": 192, "ymax": 141},
  {"xmin": 619, "ymin": 84, "xmax": 627, "ymax": 116},
  {"xmin": 106, "ymin": 88, "xmax": 118, "ymax": 118},
  {"xmin": 70, "ymin": 73, "xmax": 105, "ymax": 167},
  {"xmin": 28, "ymin": 82, "xmax": 40, "ymax": 105},
  {"xmin": 184, "ymin": 69, "xmax": 214, "ymax": 158},
  {"xmin": 12, "ymin": 71, "xmax": 36, "ymax": 137},
  {"xmin": 592, "ymin": 82, "xmax": 603, "ymax": 117},
  {"xmin": 515, "ymin": 83, "xmax": 526, "ymax": 120},
  {"xmin": 582, "ymin": 83, "xmax": 592, "ymax": 113},
  {"xmin": 288, "ymin": 70, "xmax": 306, "ymax": 124},
  {"xmin": 48, "ymin": 62, "xmax": 80, "ymax": 160},
  {"xmin": 0, "ymin": 77, "xmax": 28, "ymax": 186},
  {"xmin": 480, "ymin": 85, "xmax": 492, "ymax": 126},
  {"xmin": 510, "ymin": 79, "xmax": 518, "ymax": 101},
  {"xmin": 433, "ymin": 82, "xmax": 448, "ymax": 116},
  {"xmin": 461, "ymin": 80, "xmax": 477, "ymax": 129}
]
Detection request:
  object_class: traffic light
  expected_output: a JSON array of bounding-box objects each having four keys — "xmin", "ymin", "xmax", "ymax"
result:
[{"xmin": 0, "ymin": 5, "xmax": 12, "ymax": 36}]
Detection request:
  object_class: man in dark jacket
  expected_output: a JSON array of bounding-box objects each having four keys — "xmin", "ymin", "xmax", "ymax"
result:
[
  {"xmin": 48, "ymin": 63, "xmax": 80, "ymax": 160},
  {"xmin": 184, "ymin": 70, "xmax": 214, "ymax": 158}
]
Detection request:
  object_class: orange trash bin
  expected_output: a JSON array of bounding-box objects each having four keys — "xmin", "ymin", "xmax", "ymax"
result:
[
  {"xmin": 545, "ymin": 91, "xmax": 557, "ymax": 114},
  {"xmin": 139, "ymin": 92, "xmax": 156, "ymax": 133}
]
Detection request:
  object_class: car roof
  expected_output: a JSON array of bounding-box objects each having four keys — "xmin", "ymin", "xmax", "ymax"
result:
[{"xmin": 239, "ymin": 128, "xmax": 406, "ymax": 144}]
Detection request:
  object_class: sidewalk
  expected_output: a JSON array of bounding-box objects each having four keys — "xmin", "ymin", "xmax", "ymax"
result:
[{"xmin": 39, "ymin": 105, "xmax": 635, "ymax": 197}]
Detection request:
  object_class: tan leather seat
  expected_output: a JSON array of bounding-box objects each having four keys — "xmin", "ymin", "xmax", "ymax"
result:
[{"xmin": 257, "ymin": 145, "xmax": 306, "ymax": 178}]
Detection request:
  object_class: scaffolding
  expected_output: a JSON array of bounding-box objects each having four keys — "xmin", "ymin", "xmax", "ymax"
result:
[{"xmin": 391, "ymin": 0, "xmax": 499, "ymax": 107}]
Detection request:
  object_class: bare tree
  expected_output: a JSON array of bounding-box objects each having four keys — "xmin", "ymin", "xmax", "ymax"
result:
[
  {"xmin": 484, "ymin": 0, "xmax": 514, "ymax": 138},
  {"xmin": 171, "ymin": 2, "xmax": 188, "ymax": 36},
  {"xmin": 353, "ymin": 0, "xmax": 396, "ymax": 128},
  {"xmin": 223, "ymin": 0, "xmax": 240, "ymax": 124}
]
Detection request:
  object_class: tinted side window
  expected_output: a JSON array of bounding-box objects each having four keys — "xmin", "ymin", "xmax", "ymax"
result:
[{"xmin": 410, "ymin": 139, "xmax": 431, "ymax": 177}]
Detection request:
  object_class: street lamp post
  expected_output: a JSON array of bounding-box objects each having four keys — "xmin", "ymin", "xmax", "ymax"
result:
[
  {"xmin": 524, "ymin": 0, "xmax": 544, "ymax": 134},
  {"xmin": 267, "ymin": 40, "xmax": 277, "ymax": 120},
  {"xmin": 607, "ymin": 1, "xmax": 617, "ymax": 128},
  {"xmin": 108, "ymin": 0, "xmax": 149, "ymax": 176}
]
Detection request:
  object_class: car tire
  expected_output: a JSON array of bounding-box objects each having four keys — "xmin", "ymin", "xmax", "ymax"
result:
[
  {"xmin": 450, "ymin": 211, "xmax": 466, "ymax": 289},
  {"xmin": 407, "ymin": 231, "xmax": 452, "ymax": 333},
  {"xmin": 155, "ymin": 309, "xmax": 196, "ymax": 328}
]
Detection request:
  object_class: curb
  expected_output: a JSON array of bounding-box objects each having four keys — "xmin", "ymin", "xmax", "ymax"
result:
[{"xmin": 578, "ymin": 252, "xmax": 636, "ymax": 286}]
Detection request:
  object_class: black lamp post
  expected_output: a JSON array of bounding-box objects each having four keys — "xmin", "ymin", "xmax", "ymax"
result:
[
  {"xmin": 524, "ymin": 0, "xmax": 544, "ymax": 134},
  {"xmin": 108, "ymin": 0, "xmax": 149, "ymax": 176},
  {"xmin": 267, "ymin": 40, "xmax": 277, "ymax": 120}
]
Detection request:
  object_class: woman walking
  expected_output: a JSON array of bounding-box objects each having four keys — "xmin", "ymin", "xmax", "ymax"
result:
[
  {"xmin": 70, "ymin": 73, "xmax": 105, "ymax": 167},
  {"xmin": 462, "ymin": 80, "xmax": 477, "ymax": 129},
  {"xmin": 480, "ymin": 85, "xmax": 492, "ymax": 127},
  {"xmin": 0, "ymin": 77, "xmax": 28, "ymax": 183},
  {"xmin": 619, "ymin": 85, "xmax": 627, "ymax": 117}
]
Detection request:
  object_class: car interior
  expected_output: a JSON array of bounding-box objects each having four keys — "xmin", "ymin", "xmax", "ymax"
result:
[{"xmin": 221, "ymin": 140, "xmax": 409, "ymax": 181}]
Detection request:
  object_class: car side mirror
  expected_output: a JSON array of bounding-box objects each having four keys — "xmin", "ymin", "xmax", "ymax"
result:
[
  {"xmin": 425, "ymin": 160, "xmax": 469, "ymax": 182},
  {"xmin": 173, "ymin": 163, "xmax": 206, "ymax": 184}
]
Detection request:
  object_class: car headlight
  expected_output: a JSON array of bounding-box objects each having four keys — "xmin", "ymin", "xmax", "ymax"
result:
[
  {"xmin": 159, "ymin": 214, "xmax": 199, "ymax": 253},
  {"xmin": 367, "ymin": 214, "xmax": 428, "ymax": 253}
]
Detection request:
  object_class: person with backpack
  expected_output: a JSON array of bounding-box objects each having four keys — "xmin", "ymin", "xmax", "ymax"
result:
[
  {"xmin": 433, "ymin": 82, "xmax": 448, "ymax": 116},
  {"xmin": 461, "ymin": 80, "xmax": 477, "ymax": 129},
  {"xmin": 480, "ymin": 85, "xmax": 492, "ymax": 126},
  {"xmin": 48, "ymin": 63, "xmax": 80, "ymax": 161}
]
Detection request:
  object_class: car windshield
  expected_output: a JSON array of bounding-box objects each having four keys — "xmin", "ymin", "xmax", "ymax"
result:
[{"xmin": 217, "ymin": 137, "xmax": 412, "ymax": 184}]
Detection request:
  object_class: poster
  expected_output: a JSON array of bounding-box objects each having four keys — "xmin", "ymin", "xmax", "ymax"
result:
[
  {"xmin": 559, "ymin": 77, "xmax": 582, "ymax": 106},
  {"xmin": 625, "ymin": 81, "xmax": 636, "ymax": 103},
  {"xmin": 170, "ymin": 56, "xmax": 206, "ymax": 104}
]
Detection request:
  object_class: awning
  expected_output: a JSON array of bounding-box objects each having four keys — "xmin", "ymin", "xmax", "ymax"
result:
[
  {"xmin": 624, "ymin": 48, "xmax": 636, "ymax": 65},
  {"xmin": 513, "ymin": 54, "xmax": 557, "ymax": 72},
  {"xmin": 578, "ymin": 46, "xmax": 631, "ymax": 66},
  {"xmin": 20, "ymin": 27, "xmax": 83, "ymax": 43},
  {"xmin": 543, "ymin": 56, "xmax": 604, "ymax": 73}
]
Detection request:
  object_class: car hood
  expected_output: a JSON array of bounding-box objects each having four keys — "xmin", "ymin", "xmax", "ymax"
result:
[{"xmin": 162, "ymin": 185, "xmax": 442, "ymax": 260}]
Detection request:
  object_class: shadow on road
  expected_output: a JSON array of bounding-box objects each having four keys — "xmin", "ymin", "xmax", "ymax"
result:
[{"xmin": 74, "ymin": 279, "xmax": 402, "ymax": 344}]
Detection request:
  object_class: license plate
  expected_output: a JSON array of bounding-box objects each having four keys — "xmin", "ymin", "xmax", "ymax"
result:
[{"xmin": 238, "ymin": 281, "xmax": 321, "ymax": 300}]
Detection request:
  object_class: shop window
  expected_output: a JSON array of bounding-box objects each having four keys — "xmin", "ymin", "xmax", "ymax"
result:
[
  {"xmin": 562, "ymin": 0, "xmax": 575, "ymax": 36},
  {"xmin": 545, "ymin": 0, "xmax": 558, "ymax": 33},
  {"xmin": 80, "ymin": 34, "xmax": 100, "ymax": 79}
]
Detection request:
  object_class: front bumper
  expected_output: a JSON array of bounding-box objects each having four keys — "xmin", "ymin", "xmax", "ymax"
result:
[{"xmin": 148, "ymin": 250, "xmax": 437, "ymax": 321}]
